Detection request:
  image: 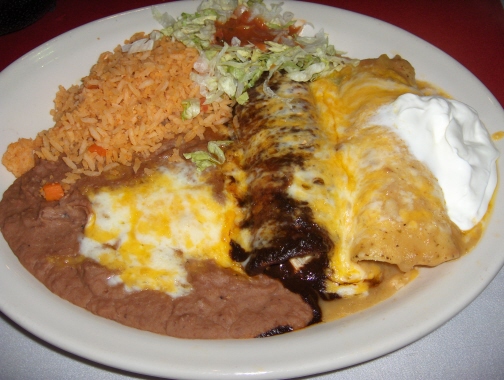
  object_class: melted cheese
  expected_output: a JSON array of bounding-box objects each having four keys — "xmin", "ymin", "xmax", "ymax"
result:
[
  {"xmin": 78, "ymin": 56, "xmax": 475, "ymax": 302},
  {"xmin": 80, "ymin": 164, "xmax": 241, "ymax": 297},
  {"xmin": 285, "ymin": 61, "xmax": 417, "ymax": 296},
  {"xmin": 289, "ymin": 56, "xmax": 462, "ymax": 297}
]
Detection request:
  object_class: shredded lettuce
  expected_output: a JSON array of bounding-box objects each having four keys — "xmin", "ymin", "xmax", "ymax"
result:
[
  {"xmin": 156, "ymin": 6, "xmax": 219, "ymax": 50},
  {"xmin": 183, "ymin": 141, "xmax": 233, "ymax": 171},
  {"xmin": 152, "ymin": 0, "xmax": 355, "ymax": 105},
  {"xmin": 121, "ymin": 31, "xmax": 163, "ymax": 54},
  {"xmin": 181, "ymin": 98, "xmax": 201, "ymax": 120}
]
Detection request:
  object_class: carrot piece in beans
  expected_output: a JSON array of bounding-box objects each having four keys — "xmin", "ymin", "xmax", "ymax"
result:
[
  {"xmin": 88, "ymin": 144, "xmax": 107, "ymax": 157},
  {"xmin": 42, "ymin": 183, "xmax": 65, "ymax": 201}
]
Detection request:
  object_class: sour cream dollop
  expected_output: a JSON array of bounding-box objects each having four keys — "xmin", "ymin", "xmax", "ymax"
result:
[{"xmin": 370, "ymin": 93, "xmax": 499, "ymax": 231}]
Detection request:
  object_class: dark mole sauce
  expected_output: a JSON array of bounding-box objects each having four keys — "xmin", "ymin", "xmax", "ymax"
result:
[
  {"xmin": 215, "ymin": 10, "xmax": 301, "ymax": 50},
  {"xmin": 230, "ymin": 73, "xmax": 335, "ymax": 325}
]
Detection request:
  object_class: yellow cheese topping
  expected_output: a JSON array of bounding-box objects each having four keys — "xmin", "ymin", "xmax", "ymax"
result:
[
  {"xmin": 80, "ymin": 164, "xmax": 242, "ymax": 297},
  {"xmin": 297, "ymin": 56, "xmax": 462, "ymax": 297}
]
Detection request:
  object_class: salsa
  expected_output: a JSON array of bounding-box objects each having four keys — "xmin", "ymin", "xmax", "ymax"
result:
[{"xmin": 215, "ymin": 10, "xmax": 301, "ymax": 50}]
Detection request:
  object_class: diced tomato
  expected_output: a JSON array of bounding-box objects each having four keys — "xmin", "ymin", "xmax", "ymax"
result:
[
  {"xmin": 214, "ymin": 10, "xmax": 301, "ymax": 50},
  {"xmin": 200, "ymin": 97, "xmax": 209, "ymax": 113}
]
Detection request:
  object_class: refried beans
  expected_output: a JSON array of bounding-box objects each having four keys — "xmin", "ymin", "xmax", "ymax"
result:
[{"xmin": 0, "ymin": 139, "xmax": 313, "ymax": 339}]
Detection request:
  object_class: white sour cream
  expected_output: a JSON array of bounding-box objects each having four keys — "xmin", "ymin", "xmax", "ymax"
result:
[{"xmin": 370, "ymin": 93, "xmax": 499, "ymax": 231}]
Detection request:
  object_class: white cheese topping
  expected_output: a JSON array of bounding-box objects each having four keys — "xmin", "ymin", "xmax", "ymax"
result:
[
  {"xmin": 370, "ymin": 93, "xmax": 499, "ymax": 230},
  {"xmin": 80, "ymin": 164, "xmax": 240, "ymax": 297}
]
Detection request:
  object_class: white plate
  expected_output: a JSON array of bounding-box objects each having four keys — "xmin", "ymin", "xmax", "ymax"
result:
[{"xmin": 0, "ymin": 1, "xmax": 503, "ymax": 379}]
